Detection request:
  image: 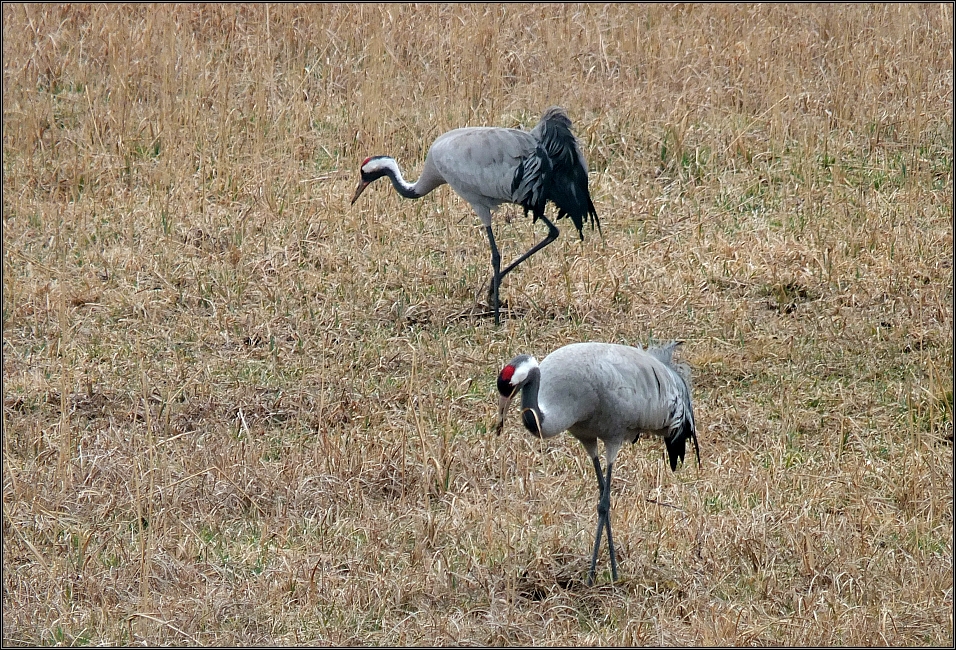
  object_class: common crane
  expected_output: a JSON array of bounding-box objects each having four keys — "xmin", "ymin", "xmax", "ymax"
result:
[
  {"xmin": 495, "ymin": 341, "xmax": 700, "ymax": 584},
  {"xmin": 351, "ymin": 107, "xmax": 600, "ymax": 325}
]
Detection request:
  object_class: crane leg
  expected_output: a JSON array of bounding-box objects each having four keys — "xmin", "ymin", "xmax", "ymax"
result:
[
  {"xmin": 498, "ymin": 215, "xmax": 560, "ymax": 279},
  {"xmin": 483, "ymin": 216, "xmax": 560, "ymax": 324},
  {"xmin": 603, "ymin": 462, "xmax": 619, "ymax": 581},
  {"xmin": 587, "ymin": 457, "xmax": 619, "ymax": 585},
  {"xmin": 484, "ymin": 225, "xmax": 503, "ymax": 326}
]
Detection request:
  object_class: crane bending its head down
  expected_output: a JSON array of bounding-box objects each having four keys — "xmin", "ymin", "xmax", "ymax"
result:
[
  {"xmin": 351, "ymin": 107, "xmax": 600, "ymax": 326},
  {"xmin": 495, "ymin": 341, "xmax": 700, "ymax": 585}
]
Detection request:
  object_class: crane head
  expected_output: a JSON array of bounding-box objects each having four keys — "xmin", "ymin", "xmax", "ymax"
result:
[
  {"xmin": 494, "ymin": 365, "xmax": 518, "ymax": 436},
  {"xmin": 494, "ymin": 355, "xmax": 538, "ymax": 435},
  {"xmin": 351, "ymin": 156, "xmax": 392, "ymax": 204}
]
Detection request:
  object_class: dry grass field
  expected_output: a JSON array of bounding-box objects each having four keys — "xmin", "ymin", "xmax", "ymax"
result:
[{"xmin": 2, "ymin": 4, "xmax": 953, "ymax": 645}]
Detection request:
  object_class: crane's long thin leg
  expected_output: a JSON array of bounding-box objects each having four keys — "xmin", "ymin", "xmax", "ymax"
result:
[
  {"xmin": 484, "ymin": 225, "xmax": 502, "ymax": 326},
  {"xmin": 588, "ymin": 456, "xmax": 606, "ymax": 586},
  {"xmin": 483, "ymin": 215, "xmax": 561, "ymax": 323},
  {"xmin": 587, "ymin": 457, "xmax": 619, "ymax": 585},
  {"xmin": 499, "ymin": 215, "xmax": 560, "ymax": 280},
  {"xmin": 603, "ymin": 462, "xmax": 619, "ymax": 582}
]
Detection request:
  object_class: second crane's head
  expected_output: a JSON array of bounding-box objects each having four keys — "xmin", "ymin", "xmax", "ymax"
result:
[
  {"xmin": 495, "ymin": 354, "xmax": 542, "ymax": 437},
  {"xmin": 351, "ymin": 156, "xmax": 398, "ymax": 204}
]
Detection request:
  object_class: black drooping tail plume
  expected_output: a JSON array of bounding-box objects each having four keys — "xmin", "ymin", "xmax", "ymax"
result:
[
  {"xmin": 664, "ymin": 397, "xmax": 699, "ymax": 472},
  {"xmin": 512, "ymin": 107, "xmax": 601, "ymax": 239},
  {"xmin": 649, "ymin": 341, "xmax": 701, "ymax": 472}
]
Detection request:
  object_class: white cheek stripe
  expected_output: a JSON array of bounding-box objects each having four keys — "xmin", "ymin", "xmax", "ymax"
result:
[
  {"xmin": 363, "ymin": 157, "xmax": 394, "ymax": 174},
  {"xmin": 510, "ymin": 357, "xmax": 539, "ymax": 386}
]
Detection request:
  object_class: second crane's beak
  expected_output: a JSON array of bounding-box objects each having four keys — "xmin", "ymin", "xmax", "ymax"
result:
[
  {"xmin": 350, "ymin": 179, "xmax": 369, "ymax": 205},
  {"xmin": 495, "ymin": 392, "xmax": 514, "ymax": 436}
]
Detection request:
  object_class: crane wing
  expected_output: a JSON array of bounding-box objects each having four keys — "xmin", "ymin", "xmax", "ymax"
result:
[
  {"xmin": 602, "ymin": 350, "xmax": 684, "ymax": 433},
  {"xmin": 597, "ymin": 346, "xmax": 699, "ymax": 470},
  {"xmin": 427, "ymin": 127, "xmax": 536, "ymax": 212}
]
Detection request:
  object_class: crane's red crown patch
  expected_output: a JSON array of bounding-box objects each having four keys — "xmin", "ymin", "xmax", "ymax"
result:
[{"xmin": 501, "ymin": 365, "xmax": 515, "ymax": 381}]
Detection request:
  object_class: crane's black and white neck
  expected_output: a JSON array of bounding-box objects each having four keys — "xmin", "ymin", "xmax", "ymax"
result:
[{"xmin": 352, "ymin": 156, "xmax": 430, "ymax": 202}]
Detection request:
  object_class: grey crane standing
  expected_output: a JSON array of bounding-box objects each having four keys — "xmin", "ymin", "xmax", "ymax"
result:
[
  {"xmin": 495, "ymin": 341, "xmax": 700, "ymax": 585},
  {"xmin": 350, "ymin": 107, "xmax": 600, "ymax": 325}
]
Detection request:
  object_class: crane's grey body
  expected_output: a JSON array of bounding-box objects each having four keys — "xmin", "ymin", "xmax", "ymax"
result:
[
  {"xmin": 526, "ymin": 343, "xmax": 695, "ymax": 463},
  {"xmin": 351, "ymin": 107, "xmax": 600, "ymax": 325},
  {"xmin": 422, "ymin": 127, "xmax": 538, "ymax": 225},
  {"xmin": 496, "ymin": 341, "xmax": 699, "ymax": 585}
]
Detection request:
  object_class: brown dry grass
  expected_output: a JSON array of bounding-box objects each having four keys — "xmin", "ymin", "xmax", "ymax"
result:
[{"xmin": 2, "ymin": 3, "xmax": 953, "ymax": 646}]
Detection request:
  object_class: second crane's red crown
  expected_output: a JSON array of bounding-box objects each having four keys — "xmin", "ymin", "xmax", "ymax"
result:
[{"xmin": 500, "ymin": 365, "xmax": 515, "ymax": 381}]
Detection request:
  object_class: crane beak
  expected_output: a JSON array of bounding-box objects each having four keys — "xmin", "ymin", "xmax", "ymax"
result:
[
  {"xmin": 495, "ymin": 394, "xmax": 513, "ymax": 436},
  {"xmin": 350, "ymin": 179, "xmax": 369, "ymax": 205}
]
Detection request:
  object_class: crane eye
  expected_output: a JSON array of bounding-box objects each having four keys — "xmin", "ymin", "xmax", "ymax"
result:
[{"xmin": 497, "ymin": 375, "xmax": 513, "ymax": 396}]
